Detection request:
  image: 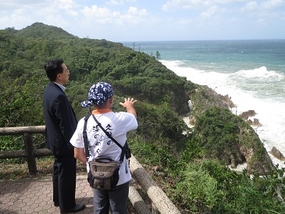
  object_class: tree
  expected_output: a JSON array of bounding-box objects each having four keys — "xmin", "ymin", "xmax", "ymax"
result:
[{"xmin": 156, "ymin": 51, "xmax": 161, "ymax": 60}]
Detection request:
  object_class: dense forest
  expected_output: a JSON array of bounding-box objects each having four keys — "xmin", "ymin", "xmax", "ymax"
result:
[{"xmin": 1, "ymin": 22, "xmax": 285, "ymax": 213}]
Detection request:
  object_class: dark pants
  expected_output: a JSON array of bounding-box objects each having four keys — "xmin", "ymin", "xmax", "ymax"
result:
[
  {"xmin": 93, "ymin": 181, "xmax": 129, "ymax": 214},
  {"xmin": 53, "ymin": 153, "xmax": 77, "ymax": 211}
]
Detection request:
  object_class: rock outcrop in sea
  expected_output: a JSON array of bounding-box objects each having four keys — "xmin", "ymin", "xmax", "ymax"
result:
[{"xmin": 187, "ymin": 85, "xmax": 274, "ymax": 175}]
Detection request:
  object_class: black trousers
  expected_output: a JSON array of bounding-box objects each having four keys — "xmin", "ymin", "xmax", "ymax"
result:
[{"xmin": 53, "ymin": 153, "xmax": 77, "ymax": 211}]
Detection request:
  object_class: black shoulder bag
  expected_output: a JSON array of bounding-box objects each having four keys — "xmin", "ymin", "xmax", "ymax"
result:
[{"xmin": 83, "ymin": 113, "xmax": 130, "ymax": 190}]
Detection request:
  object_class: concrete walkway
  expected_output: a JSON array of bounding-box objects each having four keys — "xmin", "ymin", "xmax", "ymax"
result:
[{"xmin": 0, "ymin": 175, "xmax": 94, "ymax": 214}]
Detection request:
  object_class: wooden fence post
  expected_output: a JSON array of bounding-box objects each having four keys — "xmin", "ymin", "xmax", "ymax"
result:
[
  {"xmin": 129, "ymin": 180, "xmax": 152, "ymax": 214},
  {"xmin": 23, "ymin": 133, "xmax": 37, "ymax": 174},
  {"xmin": 129, "ymin": 155, "xmax": 181, "ymax": 214}
]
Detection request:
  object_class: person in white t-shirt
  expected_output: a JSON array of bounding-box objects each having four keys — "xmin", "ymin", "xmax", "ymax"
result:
[{"xmin": 70, "ymin": 81, "xmax": 138, "ymax": 214}]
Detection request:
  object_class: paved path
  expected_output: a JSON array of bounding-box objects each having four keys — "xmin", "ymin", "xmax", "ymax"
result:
[{"xmin": 0, "ymin": 175, "xmax": 94, "ymax": 214}]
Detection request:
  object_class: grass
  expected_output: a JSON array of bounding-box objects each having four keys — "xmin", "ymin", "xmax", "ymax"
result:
[{"xmin": 0, "ymin": 157, "xmax": 87, "ymax": 180}]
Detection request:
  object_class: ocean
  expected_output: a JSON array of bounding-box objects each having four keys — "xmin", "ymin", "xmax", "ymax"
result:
[{"xmin": 123, "ymin": 40, "xmax": 285, "ymax": 168}]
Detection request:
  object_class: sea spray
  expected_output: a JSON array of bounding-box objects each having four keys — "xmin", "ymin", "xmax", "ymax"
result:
[
  {"xmin": 162, "ymin": 60, "xmax": 285, "ymax": 168},
  {"xmin": 123, "ymin": 40, "xmax": 285, "ymax": 169}
]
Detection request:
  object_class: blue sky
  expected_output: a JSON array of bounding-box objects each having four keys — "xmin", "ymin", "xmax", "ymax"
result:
[{"xmin": 0, "ymin": 0, "xmax": 284, "ymax": 42}]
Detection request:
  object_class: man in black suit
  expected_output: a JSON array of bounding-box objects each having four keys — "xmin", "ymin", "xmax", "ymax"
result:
[{"xmin": 43, "ymin": 59, "xmax": 85, "ymax": 213}]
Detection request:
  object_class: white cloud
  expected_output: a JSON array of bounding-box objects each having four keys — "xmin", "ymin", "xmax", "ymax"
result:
[
  {"xmin": 201, "ymin": 6, "xmax": 227, "ymax": 18},
  {"xmin": 262, "ymin": 0, "xmax": 284, "ymax": 9},
  {"xmin": 0, "ymin": 0, "xmax": 80, "ymax": 29},
  {"xmin": 81, "ymin": 5, "xmax": 114, "ymax": 25},
  {"xmin": 162, "ymin": 0, "xmax": 201, "ymax": 11},
  {"xmin": 0, "ymin": 1, "xmax": 47, "ymax": 13},
  {"xmin": 54, "ymin": 0, "xmax": 79, "ymax": 16},
  {"xmin": 240, "ymin": 0, "xmax": 284, "ymax": 22},
  {"xmin": 242, "ymin": 1, "xmax": 258, "ymax": 12},
  {"xmin": 106, "ymin": 0, "xmax": 123, "ymax": 6},
  {"xmin": 118, "ymin": 7, "xmax": 148, "ymax": 24},
  {"xmin": 80, "ymin": 5, "xmax": 148, "ymax": 25},
  {"xmin": 242, "ymin": 0, "xmax": 284, "ymax": 12},
  {"xmin": 106, "ymin": 0, "xmax": 136, "ymax": 6},
  {"xmin": 0, "ymin": 0, "xmax": 284, "ymax": 41},
  {"xmin": 162, "ymin": 0, "xmax": 248, "ymax": 11}
]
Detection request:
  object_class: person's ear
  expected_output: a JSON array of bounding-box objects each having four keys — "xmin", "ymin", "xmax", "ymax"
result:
[
  {"xmin": 109, "ymin": 96, "xmax": 114, "ymax": 105},
  {"xmin": 56, "ymin": 73, "xmax": 61, "ymax": 80}
]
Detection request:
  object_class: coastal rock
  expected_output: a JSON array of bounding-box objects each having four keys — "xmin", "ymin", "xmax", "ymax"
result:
[
  {"xmin": 189, "ymin": 116, "xmax": 196, "ymax": 126},
  {"xmin": 219, "ymin": 133, "xmax": 273, "ymax": 174},
  {"xmin": 190, "ymin": 88, "xmax": 274, "ymax": 175},
  {"xmin": 239, "ymin": 110, "xmax": 262, "ymax": 127},
  {"xmin": 270, "ymin": 146, "xmax": 285, "ymax": 161},
  {"xmin": 228, "ymin": 153, "xmax": 245, "ymax": 169},
  {"xmin": 211, "ymin": 89, "xmax": 236, "ymax": 109},
  {"xmin": 235, "ymin": 144, "xmax": 274, "ymax": 175},
  {"xmin": 223, "ymin": 94, "xmax": 236, "ymax": 109},
  {"xmin": 248, "ymin": 118, "xmax": 262, "ymax": 127},
  {"xmin": 209, "ymin": 126, "xmax": 272, "ymax": 174},
  {"xmin": 239, "ymin": 110, "xmax": 256, "ymax": 119},
  {"xmin": 193, "ymin": 86, "xmax": 235, "ymax": 114}
]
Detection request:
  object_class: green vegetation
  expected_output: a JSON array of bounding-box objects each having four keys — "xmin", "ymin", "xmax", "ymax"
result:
[{"xmin": 1, "ymin": 22, "xmax": 285, "ymax": 213}]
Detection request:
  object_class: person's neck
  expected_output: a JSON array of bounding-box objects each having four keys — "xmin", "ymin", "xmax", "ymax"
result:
[
  {"xmin": 53, "ymin": 82, "xmax": 66, "ymax": 91},
  {"xmin": 92, "ymin": 108, "xmax": 111, "ymax": 114}
]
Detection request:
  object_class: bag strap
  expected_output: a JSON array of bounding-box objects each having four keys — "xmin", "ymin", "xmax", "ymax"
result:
[
  {"xmin": 91, "ymin": 114, "xmax": 123, "ymax": 149},
  {"xmin": 82, "ymin": 112, "xmax": 125, "ymax": 162},
  {"xmin": 91, "ymin": 114, "xmax": 125, "ymax": 162},
  {"xmin": 83, "ymin": 113, "xmax": 91, "ymax": 158}
]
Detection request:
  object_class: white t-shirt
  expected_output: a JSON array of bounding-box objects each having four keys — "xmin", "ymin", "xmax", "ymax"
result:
[{"xmin": 70, "ymin": 111, "xmax": 138, "ymax": 186}]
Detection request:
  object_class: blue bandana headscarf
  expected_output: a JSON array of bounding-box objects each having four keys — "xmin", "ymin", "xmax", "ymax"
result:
[{"xmin": 81, "ymin": 82, "xmax": 113, "ymax": 107}]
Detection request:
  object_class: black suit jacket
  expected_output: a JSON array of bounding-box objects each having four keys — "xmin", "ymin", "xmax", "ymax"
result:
[{"xmin": 43, "ymin": 82, "xmax": 77, "ymax": 156}]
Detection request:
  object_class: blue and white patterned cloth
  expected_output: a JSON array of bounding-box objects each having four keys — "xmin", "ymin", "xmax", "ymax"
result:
[{"xmin": 81, "ymin": 82, "xmax": 113, "ymax": 107}]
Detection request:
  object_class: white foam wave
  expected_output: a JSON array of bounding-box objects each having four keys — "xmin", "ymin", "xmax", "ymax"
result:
[
  {"xmin": 161, "ymin": 60, "xmax": 285, "ymax": 168},
  {"xmin": 234, "ymin": 66, "xmax": 283, "ymax": 81}
]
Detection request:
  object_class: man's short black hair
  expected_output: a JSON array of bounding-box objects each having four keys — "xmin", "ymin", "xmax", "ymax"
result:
[{"xmin": 44, "ymin": 59, "xmax": 64, "ymax": 81}]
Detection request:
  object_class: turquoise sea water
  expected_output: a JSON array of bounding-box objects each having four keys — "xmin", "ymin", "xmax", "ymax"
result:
[{"xmin": 124, "ymin": 40, "xmax": 285, "ymax": 167}]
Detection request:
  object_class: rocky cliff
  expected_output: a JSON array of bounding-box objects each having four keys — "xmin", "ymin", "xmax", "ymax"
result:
[{"xmin": 188, "ymin": 85, "xmax": 274, "ymax": 175}]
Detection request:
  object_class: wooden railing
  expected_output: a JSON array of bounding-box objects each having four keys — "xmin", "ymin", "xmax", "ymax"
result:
[
  {"xmin": 0, "ymin": 126, "xmax": 180, "ymax": 214},
  {"xmin": 0, "ymin": 125, "xmax": 50, "ymax": 174}
]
